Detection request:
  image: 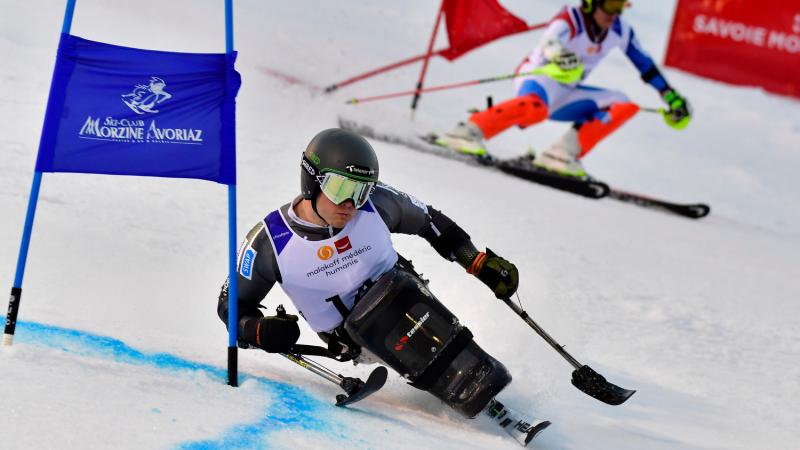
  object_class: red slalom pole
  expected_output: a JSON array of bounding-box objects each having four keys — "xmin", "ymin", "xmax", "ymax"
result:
[
  {"xmin": 324, "ymin": 22, "xmax": 548, "ymax": 94},
  {"xmin": 346, "ymin": 69, "xmax": 543, "ymax": 105},
  {"xmin": 324, "ymin": 49, "xmax": 448, "ymax": 93},
  {"xmin": 410, "ymin": 1, "xmax": 446, "ymax": 119}
]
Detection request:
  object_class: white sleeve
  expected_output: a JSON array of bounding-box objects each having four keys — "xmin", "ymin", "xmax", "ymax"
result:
[{"xmin": 536, "ymin": 19, "xmax": 572, "ymax": 60}]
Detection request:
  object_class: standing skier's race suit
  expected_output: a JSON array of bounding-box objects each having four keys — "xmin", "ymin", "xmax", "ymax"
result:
[
  {"xmin": 467, "ymin": 5, "xmax": 673, "ymax": 157},
  {"xmin": 217, "ymin": 183, "xmax": 481, "ymax": 338},
  {"xmin": 514, "ymin": 6, "xmax": 668, "ymax": 122}
]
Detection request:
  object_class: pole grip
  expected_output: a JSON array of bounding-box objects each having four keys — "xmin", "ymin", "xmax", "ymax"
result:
[{"xmin": 4, "ymin": 287, "xmax": 22, "ymax": 346}]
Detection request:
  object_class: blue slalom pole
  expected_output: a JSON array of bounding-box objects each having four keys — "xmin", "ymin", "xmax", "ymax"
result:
[
  {"xmin": 224, "ymin": 0, "xmax": 239, "ymax": 387},
  {"xmin": 4, "ymin": 0, "xmax": 78, "ymax": 347}
]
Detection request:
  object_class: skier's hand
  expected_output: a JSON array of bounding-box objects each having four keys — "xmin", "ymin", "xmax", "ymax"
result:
[
  {"xmin": 537, "ymin": 39, "xmax": 584, "ymax": 83},
  {"xmin": 243, "ymin": 313, "xmax": 300, "ymax": 353},
  {"xmin": 661, "ymin": 88, "xmax": 692, "ymax": 130},
  {"xmin": 469, "ymin": 248, "xmax": 519, "ymax": 299},
  {"xmin": 553, "ymin": 50, "xmax": 581, "ymax": 71}
]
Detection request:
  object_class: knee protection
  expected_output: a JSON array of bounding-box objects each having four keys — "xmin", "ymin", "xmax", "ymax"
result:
[{"xmin": 469, "ymin": 94, "xmax": 548, "ymax": 139}]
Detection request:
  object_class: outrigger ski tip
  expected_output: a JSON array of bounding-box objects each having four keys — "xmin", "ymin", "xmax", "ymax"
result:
[
  {"xmin": 571, "ymin": 365, "xmax": 636, "ymax": 405},
  {"xmin": 280, "ymin": 350, "xmax": 388, "ymax": 407},
  {"xmin": 335, "ymin": 365, "xmax": 388, "ymax": 407}
]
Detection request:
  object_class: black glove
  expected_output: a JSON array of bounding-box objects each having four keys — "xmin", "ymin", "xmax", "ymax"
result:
[
  {"xmin": 242, "ymin": 310, "xmax": 300, "ymax": 353},
  {"xmin": 468, "ymin": 248, "xmax": 519, "ymax": 299}
]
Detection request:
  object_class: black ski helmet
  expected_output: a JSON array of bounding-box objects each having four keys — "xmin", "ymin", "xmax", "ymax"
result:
[{"xmin": 300, "ymin": 128, "xmax": 380, "ymax": 201}]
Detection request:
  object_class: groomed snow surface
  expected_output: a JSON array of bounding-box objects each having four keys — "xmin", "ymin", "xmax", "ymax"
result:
[{"xmin": 1, "ymin": 1, "xmax": 798, "ymax": 449}]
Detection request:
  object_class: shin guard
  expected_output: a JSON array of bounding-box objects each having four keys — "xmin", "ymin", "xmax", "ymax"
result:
[
  {"xmin": 469, "ymin": 94, "xmax": 548, "ymax": 139},
  {"xmin": 577, "ymin": 102, "xmax": 639, "ymax": 157}
]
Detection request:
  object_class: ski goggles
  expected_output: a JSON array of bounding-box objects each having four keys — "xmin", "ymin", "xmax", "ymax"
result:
[
  {"xmin": 318, "ymin": 172, "xmax": 375, "ymax": 208},
  {"xmin": 599, "ymin": 0, "xmax": 626, "ymax": 15}
]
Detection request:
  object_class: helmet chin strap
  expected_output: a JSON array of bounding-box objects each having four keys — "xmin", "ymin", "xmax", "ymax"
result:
[{"xmin": 310, "ymin": 193, "xmax": 329, "ymax": 226}]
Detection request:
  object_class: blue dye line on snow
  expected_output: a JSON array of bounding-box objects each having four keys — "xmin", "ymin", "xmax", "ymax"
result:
[{"xmin": 13, "ymin": 321, "xmax": 352, "ymax": 449}]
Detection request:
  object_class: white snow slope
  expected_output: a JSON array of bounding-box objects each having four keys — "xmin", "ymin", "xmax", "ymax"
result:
[{"xmin": 2, "ymin": 1, "xmax": 799, "ymax": 449}]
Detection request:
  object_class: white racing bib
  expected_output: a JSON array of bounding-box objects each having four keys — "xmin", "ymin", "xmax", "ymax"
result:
[{"xmin": 264, "ymin": 200, "xmax": 398, "ymax": 332}]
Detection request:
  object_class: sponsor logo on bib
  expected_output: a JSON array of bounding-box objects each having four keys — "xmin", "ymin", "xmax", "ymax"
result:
[
  {"xmin": 317, "ymin": 245, "xmax": 334, "ymax": 260},
  {"xmin": 334, "ymin": 236, "xmax": 352, "ymax": 253}
]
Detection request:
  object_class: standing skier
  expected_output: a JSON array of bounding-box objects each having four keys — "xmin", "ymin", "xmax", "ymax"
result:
[
  {"xmin": 218, "ymin": 128, "xmax": 550, "ymax": 446},
  {"xmin": 437, "ymin": 0, "xmax": 692, "ymax": 177}
]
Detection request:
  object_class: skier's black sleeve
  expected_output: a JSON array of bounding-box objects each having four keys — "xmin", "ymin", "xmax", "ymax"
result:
[
  {"xmin": 370, "ymin": 184, "xmax": 480, "ymax": 269},
  {"xmin": 216, "ymin": 221, "xmax": 281, "ymax": 341}
]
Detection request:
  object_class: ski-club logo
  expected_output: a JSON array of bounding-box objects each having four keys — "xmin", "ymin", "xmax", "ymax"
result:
[
  {"xmin": 317, "ymin": 245, "xmax": 334, "ymax": 260},
  {"xmin": 334, "ymin": 236, "xmax": 352, "ymax": 253},
  {"xmin": 122, "ymin": 77, "xmax": 172, "ymax": 114},
  {"xmin": 77, "ymin": 75, "xmax": 204, "ymax": 145}
]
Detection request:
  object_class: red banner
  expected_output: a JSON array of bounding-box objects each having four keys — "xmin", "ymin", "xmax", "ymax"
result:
[
  {"xmin": 440, "ymin": 0, "xmax": 529, "ymax": 61},
  {"xmin": 665, "ymin": 0, "xmax": 800, "ymax": 99}
]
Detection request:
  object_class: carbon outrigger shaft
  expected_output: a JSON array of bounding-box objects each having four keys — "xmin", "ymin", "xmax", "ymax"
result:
[{"xmin": 500, "ymin": 297, "xmax": 636, "ymax": 405}]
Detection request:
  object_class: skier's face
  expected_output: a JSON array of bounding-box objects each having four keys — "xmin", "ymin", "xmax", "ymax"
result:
[
  {"xmin": 592, "ymin": 5, "xmax": 619, "ymax": 30},
  {"xmin": 315, "ymin": 191, "xmax": 356, "ymax": 228}
]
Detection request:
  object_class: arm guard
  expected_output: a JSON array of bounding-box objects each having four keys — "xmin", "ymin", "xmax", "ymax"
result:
[{"xmin": 421, "ymin": 207, "xmax": 481, "ymax": 269}]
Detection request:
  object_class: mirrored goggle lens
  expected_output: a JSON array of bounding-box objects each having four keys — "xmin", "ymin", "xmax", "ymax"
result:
[
  {"xmin": 319, "ymin": 173, "xmax": 374, "ymax": 208},
  {"xmin": 600, "ymin": 0, "xmax": 626, "ymax": 14}
]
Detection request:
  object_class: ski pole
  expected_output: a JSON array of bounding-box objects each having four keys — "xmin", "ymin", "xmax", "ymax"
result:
[
  {"xmin": 500, "ymin": 295, "xmax": 636, "ymax": 406},
  {"xmin": 639, "ymin": 106, "xmax": 665, "ymax": 114},
  {"xmin": 280, "ymin": 351, "xmax": 388, "ymax": 406},
  {"xmin": 345, "ymin": 69, "xmax": 552, "ymax": 105},
  {"xmin": 281, "ymin": 352, "xmax": 345, "ymax": 385}
]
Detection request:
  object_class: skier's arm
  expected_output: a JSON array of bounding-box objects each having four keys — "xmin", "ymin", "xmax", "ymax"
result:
[
  {"xmin": 371, "ymin": 185, "xmax": 518, "ymax": 298},
  {"xmin": 534, "ymin": 13, "xmax": 584, "ymax": 83},
  {"xmin": 623, "ymin": 28, "xmax": 669, "ymax": 92},
  {"xmin": 624, "ymin": 28, "xmax": 692, "ymax": 129},
  {"xmin": 216, "ymin": 224, "xmax": 299, "ymax": 352}
]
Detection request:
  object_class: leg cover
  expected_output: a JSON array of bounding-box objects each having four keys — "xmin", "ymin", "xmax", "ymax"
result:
[
  {"xmin": 469, "ymin": 94, "xmax": 548, "ymax": 140},
  {"xmin": 577, "ymin": 102, "xmax": 640, "ymax": 157},
  {"xmin": 344, "ymin": 268, "xmax": 511, "ymax": 418}
]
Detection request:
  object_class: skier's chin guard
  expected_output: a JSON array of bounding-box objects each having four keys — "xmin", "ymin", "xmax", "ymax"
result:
[{"xmin": 344, "ymin": 267, "xmax": 511, "ymax": 418}]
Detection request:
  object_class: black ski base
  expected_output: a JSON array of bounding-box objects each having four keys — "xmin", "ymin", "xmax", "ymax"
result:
[
  {"xmin": 608, "ymin": 189, "xmax": 710, "ymax": 219},
  {"xmin": 337, "ymin": 117, "xmax": 710, "ymax": 217},
  {"xmin": 497, "ymin": 157, "xmax": 610, "ymax": 199},
  {"xmin": 335, "ymin": 365, "xmax": 388, "ymax": 407}
]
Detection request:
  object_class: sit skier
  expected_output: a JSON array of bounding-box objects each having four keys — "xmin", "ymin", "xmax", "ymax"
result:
[
  {"xmin": 217, "ymin": 128, "xmax": 550, "ymax": 446},
  {"xmin": 437, "ymin": 0, "xmax": 692, "ymax": 178}
]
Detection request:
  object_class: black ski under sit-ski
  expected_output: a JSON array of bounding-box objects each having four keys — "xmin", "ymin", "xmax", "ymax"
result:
[{"xmin": 336, "ymin": 366, "xmax": 388, "ymax": 407}]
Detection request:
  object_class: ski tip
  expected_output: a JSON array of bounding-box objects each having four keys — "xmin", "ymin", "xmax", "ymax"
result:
[
  {"xmin": 369, "ymin": 365, "xmax": 389, "ymax": 387},
  {"xmin": 525, "ymin": 420, "xmax": 552, "ymax": 445},
  {"xmin": 687, "ymin": 204, "xmax": 711, "ymax": 219}
]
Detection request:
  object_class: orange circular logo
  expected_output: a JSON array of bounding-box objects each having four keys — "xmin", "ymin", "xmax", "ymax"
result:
[{"xmin": 317, "ymin": 245, "xmax": 334, "ymax": 260}]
